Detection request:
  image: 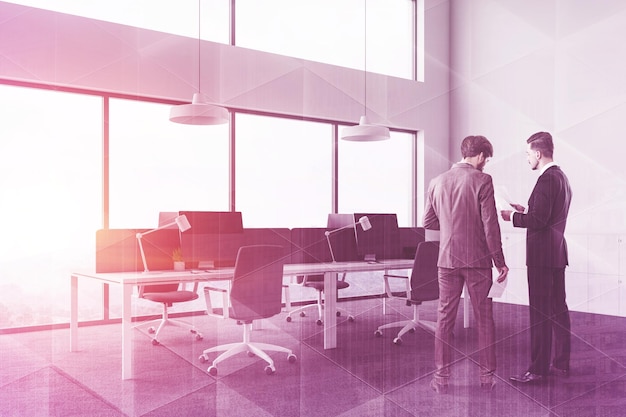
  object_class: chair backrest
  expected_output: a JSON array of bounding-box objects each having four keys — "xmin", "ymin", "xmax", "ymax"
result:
[
  {"xmin": 410, "ymin": 241, "xmax": 440, "ymax": 302},
  {"xmin": 230, "ymin": 245, "xmax": 287, "ymax": 322}
]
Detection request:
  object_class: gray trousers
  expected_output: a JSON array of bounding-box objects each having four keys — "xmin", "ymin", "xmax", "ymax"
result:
[{"xmin": 434, "ymin": 267, "xmax": 496, "ymax": 384}]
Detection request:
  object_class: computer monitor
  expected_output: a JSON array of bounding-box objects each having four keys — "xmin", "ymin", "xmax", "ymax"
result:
[
  {"xmin": 353, "ymin": 213, "xmax": 400, "ymax": 261},
  {"xmin": 178, "ymin": 211, "xmax": 244, "ymax": 268},
  {"xmin": 179, "ymin": 211, "xmax": 243, "ymax": 234},
  {"xmin": 290, "ymin": 228, "xmax": 332, "ymax": 264}
]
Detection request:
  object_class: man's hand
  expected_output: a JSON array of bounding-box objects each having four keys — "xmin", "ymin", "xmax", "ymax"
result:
[
  {"xmin": 500, "ymin": 210, "xmax": 513, "ymax": 221},
  {"xmin": 501, "ymin": 202, "xmax": 525, "ymax": 221},
  {"xmin": 496, "ymin": 265, "xmax": 509, "ymax": 283}
]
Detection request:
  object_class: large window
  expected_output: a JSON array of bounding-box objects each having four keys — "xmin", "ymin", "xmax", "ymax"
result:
[
  {"xmin": 338, "ymin": 131, "xmax": 414, "ymax": 226},
  {"xmin": 235, "ymin": 114, "xmax": 333, "ymax": 227},
  {"xmin": 0, "ymin": 85, "xmax": 102, "ymax": 328},
  {"xmin": 4, "ymin": 0, "xmax": 231, "ymax": 44},
  {"xmin": 236, "ymin": 0, "xmax": 414, "ymax": 79},
  {"xmin": 7, "ymin": 0, "xmax": 415, "ymax": 79},
  {"xmin": 0, "ymin": 87, "xmax": 416, "ymax": 329},
  {"xmin": 0, "ymin": 1, "xmax": 421, "ymax": 329},
  {"xmin": 108, "ymin": 98, "xmax": 230, "ymax": 229}
]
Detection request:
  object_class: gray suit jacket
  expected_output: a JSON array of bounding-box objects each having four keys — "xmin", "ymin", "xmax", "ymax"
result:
[{"xmin": 423, "ymin": 163, "xmax": 506, "ymax": 269}]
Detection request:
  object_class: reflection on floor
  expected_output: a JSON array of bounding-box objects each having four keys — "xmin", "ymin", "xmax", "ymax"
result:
[{"xmin": 1, "ymin": 298, "xmax": 625, "ymax": 417}]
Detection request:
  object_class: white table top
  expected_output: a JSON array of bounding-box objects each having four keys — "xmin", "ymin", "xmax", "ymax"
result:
[{"xmin": 72, "ymin": 258, "xmax": 414, "ymax": 284}]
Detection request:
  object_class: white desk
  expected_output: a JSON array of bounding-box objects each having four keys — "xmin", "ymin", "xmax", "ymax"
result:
[
  {"xmin": 70, "ymin": 259, "xmax": 413, "ymax": 380},
  {"xmin": 70, "ymin": 269, "xmax": 232, "ymax": 380},
  {"xmin": 283, "ymin": 259, "xmax": 414, "ymax": 351}
]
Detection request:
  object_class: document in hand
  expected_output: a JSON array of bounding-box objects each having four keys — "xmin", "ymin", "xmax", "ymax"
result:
[
  {"xmin": 494, "ymin": 185, "xmax": 513, "ymax": 211},
  {"xmin": 488, "ymin": 276, "xmax": 507, "ymax": 298}
]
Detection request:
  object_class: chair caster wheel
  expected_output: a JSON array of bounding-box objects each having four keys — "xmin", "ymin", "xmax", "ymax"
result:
[
  {"xmin": 208, "ymin": 366, "xmax": 217, "ymax": 376},
  {"xmin": 199, "ymin": 355, "xmax": 208, "ymax": 363},
  {"xmin": 264, "ymin": 365, "xmax": 275, "ymax": 375},
  {"xmin": 195, "ymin": 333, "xmax": 203, "ymax": 341},
  {"xmin": 348, "ymin": 316, "xmax": 355, "ymax": 322},
  {"xmin": 148, "ymin": 327, "xmax": 156, "ymax": 334},
  {"xmin": 300, "ymin": 312, "xmax": 306, "ymax": 317},
  {"xmin": 288, "ymin": 353, "xmax": 297, "ymax": 363},
  {"xmin": 247, "ymin": 351, "xmax": 255, "ymax": 357},
  {"xmin": 151, "ymin": 339, "xmax": 160, "ymax": 346},
  {"xmin": 286, "ymin": 316, "xmax": 292, "ymax": 322},
  {"xmin": 409, "ymin": 328, "xmax": 416, "ymax": 333},
  {"xmin": 316, "ymin": 319, "xmax": 323, "ymax": 326},
  {"xmin": 393, "ymin": 337, "xmax": 402, "ymax": 345},
  {"xmin": 336, "ymin": 311, "xmax": 341, "ymax": 317},
  {"xmin": 374, "ymin": 330, "xmax": 383, "ymax": 337}
]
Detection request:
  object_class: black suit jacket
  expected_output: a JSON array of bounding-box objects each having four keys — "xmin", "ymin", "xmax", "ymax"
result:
[{"xmin": 513, "ymin": 165, "xmax": 572, "ymax": 268}]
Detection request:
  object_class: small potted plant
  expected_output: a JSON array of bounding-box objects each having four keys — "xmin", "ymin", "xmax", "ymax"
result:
[{"xmin": 172, "ymin": 247, "xmax": 185, "ymax": 271}]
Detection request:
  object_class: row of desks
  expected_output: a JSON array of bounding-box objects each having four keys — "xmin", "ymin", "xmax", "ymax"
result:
[{"xmin": 70, "ymin": 259, "xmax": 415, "ymax": 380}]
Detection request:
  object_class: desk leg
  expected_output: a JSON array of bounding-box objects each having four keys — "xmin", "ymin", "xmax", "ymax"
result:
[
  {"xmin": 382, "ymin": 274, "xmax": 387, "ymax": 315},
  {"xmin": 70, "ymin": 274, "xmax": 78, "ymax": 352},
  {"xmin": 121, "ymin": 284, "xmax": 133, "ymax": 380},
  {"xmin": 323, "ymin": 271, "xmax": 337, "ymax": 349},
  {"xmin": 463, "ymin": 283, "xmax": 470, "ymax": 328}
]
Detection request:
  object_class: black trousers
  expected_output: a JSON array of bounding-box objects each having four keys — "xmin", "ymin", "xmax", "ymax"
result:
[{"xmin": 527, "ymin": 266, "xmax": 571, "ymax": 375}]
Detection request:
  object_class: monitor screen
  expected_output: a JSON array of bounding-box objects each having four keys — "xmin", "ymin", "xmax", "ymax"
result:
[
  {"xmin": 353, "ymin": 213, "xmax": 400, "ymax": 261},
  {"xmin": 179, "ymin": 211, "xmax": 244, "ymax": 268}
]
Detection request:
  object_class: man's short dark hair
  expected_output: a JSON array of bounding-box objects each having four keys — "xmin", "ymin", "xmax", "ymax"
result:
[
  {"xmin": 460, "ymin": 135, "xmax": 493, "ymax": 159},
  {"xmin": 527, "ymin": 131, "xmax": 554, "ymax": 158}
]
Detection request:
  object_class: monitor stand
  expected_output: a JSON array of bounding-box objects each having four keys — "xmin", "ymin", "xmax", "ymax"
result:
[
  {"xmin": 198, "ymin": 260, "xmax": 215, "ymax": 269},
  {"xmin": 364, "ymin": 254, "xmax": 377, "ymax": 263}
]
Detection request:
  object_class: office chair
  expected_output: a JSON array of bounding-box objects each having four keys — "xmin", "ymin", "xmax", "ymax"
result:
[
  {"xmin": 135, "ymin": 282, "xmax": 203, "ymax": 346},
  {"xmin": 374, "ymin": 241, "xmax": 439, "ymax": 345},
  {"xmin": 285, "ymin": 273, "xmax": 355, "ymax": 325},
  {"xmin": 199, "ymin": 245, "xmax": 297, "ymax": 376}
]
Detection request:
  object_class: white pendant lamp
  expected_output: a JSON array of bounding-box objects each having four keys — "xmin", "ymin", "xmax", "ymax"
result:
[
  {"xmin": 341, "ymin": 0, "xmax": 390, "ymax": 142},
  {"xmin": 341, "ymin": 115, "xmax": 390, "ymax": 142},
  {"xmin": 169, "ymin": 0, "xmax": 228, "ymax": 126},
  {"xmin": 170, "ymin": 93, "xmax": 229, "ymax": 125}
]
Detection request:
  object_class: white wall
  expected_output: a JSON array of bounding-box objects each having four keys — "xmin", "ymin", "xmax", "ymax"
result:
[{"xmin": 450, "ymin": 0, "xmax": 626, "ymax": 316}]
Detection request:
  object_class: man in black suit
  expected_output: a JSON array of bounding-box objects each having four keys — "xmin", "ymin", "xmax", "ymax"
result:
[{"xmin": 501, "ymin": 131, "xmax": 572, "ymax": 383}]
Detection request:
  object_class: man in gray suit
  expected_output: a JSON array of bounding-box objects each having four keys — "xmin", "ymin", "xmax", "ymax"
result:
[
  {"xmin": 424, "ymin": 135, "xmax": 509, "ymax": 393},
  {"xmin": 502, "ymin": 132, "xmax": 572, "ymax": 383}
]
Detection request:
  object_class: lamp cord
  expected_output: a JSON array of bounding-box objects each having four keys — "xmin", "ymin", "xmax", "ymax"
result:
[
  {"xmin": 364, "ymin": 0, "xmax": 367, "ymax": 116},
  {"xmin": 198, "ymin": 0, "xmax": 201, "ymax": 94}
]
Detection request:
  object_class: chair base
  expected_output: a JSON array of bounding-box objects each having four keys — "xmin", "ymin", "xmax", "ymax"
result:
[
  {"xmin": 286, "ymin": 303, "xmax": 355, "ymax": 325},
  {"xmin": 134, "ymin": 308, "xmax": 203, "ymax": 345},
  {"xmin": 199, "ymin": 322, "xmax": 296, "ymax": 375},
  {"xmin": 285, "ymin": 288, "xmax": 355, "ymax": 325},
  {"xmin": 374, "ymin": 304, "xmax": 435, "ymax": 345}
]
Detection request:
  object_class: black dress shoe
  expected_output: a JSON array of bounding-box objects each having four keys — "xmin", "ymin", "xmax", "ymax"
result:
[
  {"xmin": 550, "ymin": 366, "xmax": 569, "ymax": 377},
  {"xmin": 510, "ymin": 371, "xmax": 544, "ymax": 383},
  {"xmin": 430, "ymin": 379, "xmax": 449, "ymax": 394},
  {"xmin": 480, "ymin": 380, "xmax": 496, "ymax": 391}
]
